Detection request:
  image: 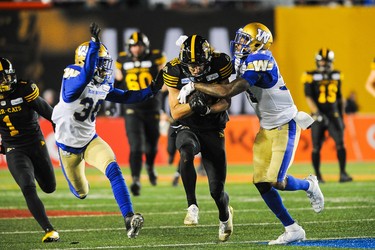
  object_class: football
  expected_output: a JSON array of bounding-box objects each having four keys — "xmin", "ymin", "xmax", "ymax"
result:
[{"xmin": 187, "ymin": 91, "xmax": 215, "ymax": 105}]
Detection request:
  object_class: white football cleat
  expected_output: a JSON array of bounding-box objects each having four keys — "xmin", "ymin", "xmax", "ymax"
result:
[
  {"xmin": 219, "ymin": 206, "xmax": 233, "ymax": 242},
  {"xmin": 184, "ymin": 204, "xmax": 199, "ymax": 225},
  {"xmin": 306, "ymin": 174, "xmax": 325, "ymax": 213},
  {"xmin": 268, "ymin": 223, "xmax": 306, "ymax": 245}
]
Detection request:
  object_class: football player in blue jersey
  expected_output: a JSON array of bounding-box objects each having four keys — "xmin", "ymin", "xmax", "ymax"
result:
[
  {"xmin": 0, "ymin": 57, "xmax": 59, "ymax": 243},
  {"xmin": 178, "ymin": 22, "xmax": 325, "ymax": 245},
  {"xmin": 52, "ymin": 23, "xmax": 161, "ymax": 239}
]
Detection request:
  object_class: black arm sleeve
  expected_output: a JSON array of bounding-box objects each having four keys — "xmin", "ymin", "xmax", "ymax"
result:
[{"xmin": 28, "ymin": 96, "xmax": 53, "ymax": 122}]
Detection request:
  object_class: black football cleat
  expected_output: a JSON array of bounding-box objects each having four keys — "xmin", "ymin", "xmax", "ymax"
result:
[{"xmin": 339, "ymin": 173, "xmax": 353, "ymax": 183}]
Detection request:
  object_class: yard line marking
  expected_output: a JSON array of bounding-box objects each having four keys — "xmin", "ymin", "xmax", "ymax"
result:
[{"xmin": 2, "ymin": 218, "xmax": 375, "ymax": 235}]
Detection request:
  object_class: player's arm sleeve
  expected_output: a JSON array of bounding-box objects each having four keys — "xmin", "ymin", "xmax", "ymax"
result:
[
  {"xmin": 28, "ymin": 96, "xmax": 53, "ymax": 122},
  {"xmin": 62, "ymin": 41, "xmax": 99, "ymax": 102},
  {"xmin": 105, "ymin": 87, "xmax": 153, "ymax": 104}
]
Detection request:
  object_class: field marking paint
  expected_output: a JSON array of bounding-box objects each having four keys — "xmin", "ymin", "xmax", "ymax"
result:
[
  {"xmin": 2, "ymin": 217, "xmax": 374, "ymax": 235},
  {"xmin": 27, "ymin": 236, "xmax": 375, "ymax": 250}
]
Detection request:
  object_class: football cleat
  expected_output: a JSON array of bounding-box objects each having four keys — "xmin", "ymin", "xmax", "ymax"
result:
[
  {"xmin": 339, "ymin": 172, "xmax": 353, "ymax": 183},
  {"xmin": 146, "ymin": 164, "xmax": 158, "ymax": 186},
  {"xmin": 218, "ymin": 206, "xmax": 233, "ymax": 242},
  {"xmin": 268, "ymin": 223, "xmax": 306, "ymax": 245},
  {"xmin": 130, "ymin": 181, "xmax": 141, "ymax": 196},
  {"xmin": 172, "ymin": 174, "xmax": 179, "ymax": 187},
  {"xmin": 306, "ymin": 174, "xmax": 324, "ymax": 213},
  {"xmin": 42, "ymin": 229, "xmax": 60, "ymax": 243},
  {"xmin": 184, "ymin": 204, "xmax": 199, "ymax": 225},
  {"xmin": 125, "ymin": 213, "xmax": 144, "ymax": 239}
]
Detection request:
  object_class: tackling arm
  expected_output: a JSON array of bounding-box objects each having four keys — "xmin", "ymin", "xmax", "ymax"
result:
[
  {"xmin": 195, "ymin": 77, "xmax": 248, "ymax": 98},
  {"xmin": 105, "ymin": 87, "xmax": 153, "ymax": 104}
]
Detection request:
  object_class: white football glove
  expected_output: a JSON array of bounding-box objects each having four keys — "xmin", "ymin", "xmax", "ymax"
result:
[{"xmin": 177, "ymin": 82, "xmax": 195, "ymax": 104}]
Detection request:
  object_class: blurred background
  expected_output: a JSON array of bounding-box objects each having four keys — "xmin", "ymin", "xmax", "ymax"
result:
[
  {"xmin": 1, "ymin": 0, "xmax": 374, "ymax": 165},
  {"xmin": 1, "ymin": 0, "xmax": 375, "ymax": 113}
]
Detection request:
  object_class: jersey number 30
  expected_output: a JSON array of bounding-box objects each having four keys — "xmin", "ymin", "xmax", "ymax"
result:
[{"xmin": 74, "ymin": 97, "xmax": 101, "ymax": 122}]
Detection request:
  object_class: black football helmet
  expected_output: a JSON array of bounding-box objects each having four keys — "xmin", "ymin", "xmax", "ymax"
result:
[
  {"xmin": 127, "ymin": 31, "xmax": 150, "ymax": 59},
  {"xmin": 179, "ymin": 35, "xmax": 212, "ymax": 80},
  {"xmin": 316, "ymin": 48, "xmax": 334, "ymax": 72},
  {"xmin": 0, "ymin": 58, "xmax": 17, "ymax": 97}
]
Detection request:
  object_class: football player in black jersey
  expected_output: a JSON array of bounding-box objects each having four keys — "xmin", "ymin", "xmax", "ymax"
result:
[
  {"xmin": 163, "ymin": 35, "xmax": 234, "ymax": 241},
  {"xmin": 114, "ymin": 32, "xmax": 166, "ymax": 196},
  {"xmin": 303, "ymin": 48, "xmax": 352, "ymax": 183},
  {"xmin": 0, "ymin": 58, "xmax": 59, "ymax": 242}
]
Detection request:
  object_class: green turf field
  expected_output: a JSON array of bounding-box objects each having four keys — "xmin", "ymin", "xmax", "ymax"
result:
[{"xmin": 0, "ymin": 162, "xmax": 374, "ymax": 249}]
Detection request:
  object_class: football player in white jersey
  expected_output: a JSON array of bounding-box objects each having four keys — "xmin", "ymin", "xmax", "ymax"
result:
[
  {"xmin": 178, "ymin": 22, "xmax": 324, "ymax": 245},
  {"xmin": 52, "ymin": 23, "xmax": 161, "ymax": 239}
]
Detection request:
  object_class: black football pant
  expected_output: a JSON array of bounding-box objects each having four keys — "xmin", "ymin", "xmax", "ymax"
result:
[
  {"xmin": 6, "ymin": 141, "xmax": 56, "ymax": 231},
  {"xmin": 176, "ymin": 128, "xmax": 230, "ymax": 222},
  {"xmin": 311, "ymin": 116, "xmax": 346, "ymax": 177},
  {"xmin": 124, "ymin": 111, "xmax": 160, "ymax": 180}
]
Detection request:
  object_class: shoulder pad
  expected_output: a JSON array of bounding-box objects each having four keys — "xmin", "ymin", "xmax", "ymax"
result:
[
  {"xmin": 301, "ymin": 72, "xmax": 314, "ymax": 84},
  {"xmin": 163, "ymin": 60, "xmax": 181, "ymax": 88},
  {"xmin": 331, "ymin": 71, "xmax": 341, "ymax": 80},
  {"xmin": 245, "ymin": 52, "xmax": 274, "ymax": 72}
]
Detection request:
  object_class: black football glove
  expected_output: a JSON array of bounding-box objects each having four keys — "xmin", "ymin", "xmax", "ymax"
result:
[
  {"xmin": 0, "ymin": 145, "xmax": 5, "ymax": 155},
  {"xmin": 150, "ymin": 69, "xmax": 164, "ymax": 94},
  {"xmin": 189, "ymin": 92, "xmax": 211, "ymax": 116},
  {"xmin": 90, "ymin": 22, "xmax": 101, "ymax": 43}
]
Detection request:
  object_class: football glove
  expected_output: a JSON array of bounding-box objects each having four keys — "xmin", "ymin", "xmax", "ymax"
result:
[
  {"xmin": 312, "ymin": 112, "xmax": 329, "ymax": 126},
  {"xmin": 189, "ymin": 91, "xmax": 211, "ymax": 116},
  {"xmin": 90, "ymin": 22, "xmax": 101, "ymax": 43},
  {"xmin": 178, "ymin": 82, "xmax": 195, "ymax": 104},
  {"xmin": 0, "ymin": 145, "xmax": 5, "ymax": 155}
]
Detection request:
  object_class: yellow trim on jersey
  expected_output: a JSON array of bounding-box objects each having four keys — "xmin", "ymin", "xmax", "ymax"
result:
[
  {"xmin": 220, "ymin": 62, "xmax": 232, "ymax": 79},
  {"xmin": 163, "ymin": 73, "xmax": 178, "ymax": 87},
  {"xmin": 0, "ymin": 63, "xmax": 3, "ymax": 71},
  {"xmin": 25, "ymin": 87, "xmax": 39, "ymax": 102}
]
